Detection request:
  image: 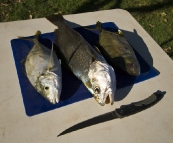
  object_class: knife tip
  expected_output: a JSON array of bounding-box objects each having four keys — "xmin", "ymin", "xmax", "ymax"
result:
[
  {"xmin": 57, "ymin": 131, "xmax": 67, "ymax": 137},
  {"xmin": 57, "ymin": 133, "xmax": 62, "ymax": 137}
]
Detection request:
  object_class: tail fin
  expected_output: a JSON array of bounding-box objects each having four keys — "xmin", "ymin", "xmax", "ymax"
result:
[
  {"xmin": 46, "ymin": 13, "xmax": 64, "ymax": 26},
  {"xmin": 95, "ymin": 21, "xmax": 103, "ymax": 32},
  {"xmin": 34, "ymin": 30, "xmax": 41, "ymax": 39},
  {"xmin": 117, "ymin": 29, "xmax": 124, "ymax": 37},
  {"xmin": 18, "ymin": 30, "xmax": 41, "ymax": 42}
]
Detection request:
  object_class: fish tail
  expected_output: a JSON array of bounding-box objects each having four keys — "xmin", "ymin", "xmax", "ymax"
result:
[
  {"xmin": 46, "ymin": 13, "xmax": 64, "ymax": 26},
  {"xmin": 18, "ymin": 30, "xmax": 41, "ymax": 42},
  {"xmin": 95, "ymin": 21, "xmax": 103, "ymax": 32},
  {"xmin": 117, "ymin": 29, "xmax": 124, "ymax": 37},
  {"xmin": 17, "ymin": 36, "xmax": 33, "ymax": 42},
  {"xmin": 34, "ymin": 30, "xmax": 41, "ymax": 39}
]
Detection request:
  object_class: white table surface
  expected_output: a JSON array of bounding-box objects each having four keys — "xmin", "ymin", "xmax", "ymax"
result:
[{"xmin": 0, "ymin": 9, "xmax": 173, "ymax": 143}]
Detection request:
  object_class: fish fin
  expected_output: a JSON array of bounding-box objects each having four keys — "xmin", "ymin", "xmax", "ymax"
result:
[
  {"xmin": 18, "ymin": 36, "xmax": 34, "ymax": 42},
  {"xmin": 84, "ymin": 80, "xmax": 92, "ymax": 90},
  {"xmin": 34, "ymin": 30, "xmax": 41, "ymax": 39},
  {"xmin": 46, "ymin": 42, "xmax": 54, "ymax": 71},
  {"xmin": 95, "ymin": 21, "xmax": 103, "ymax": 32},
  {"xmin": 83, "ymin": 21, "xmax": 102, "ymax": 32},
  {"xmin": 93, "ymin": 45, "xmax": 102, "ymax": 56},
  {"xmin": 91, "ymin": 56, "xmax": 96, "ymax": 63},
  {"xmin": 22, "ymin": 67, "xmax": 27, "ymax": 76},
  {"xmin": 116, "ymin": 29, "xmax": 124, "ymax": 37},
  {"xmin": 18, "ymin": 30, "xmax": 41, "ymax": 42},
  {"xmin": 22, "ymin": 68, "xmax": 27, "ymax": 76},
  {"xmin": 21, "ymin": 58, "xmax": 26, "ymax": 65},
  {"xmin": 46, "ymin": 13, "xmax": 64, "ymax": 26},
  {"xmin": 59, "ymin": 59, "xmax": 61, "ymax": 65},
  {"xmin": 21, "ymin": 58, "xmax": 27, "ymax": 76},
  {"xmin": 54, "ymin": 29, "xmax": 60, "ymax": 45},
  {"xmin": 53, "ymin": 42, "xmax": 72, "ymax": 72},
  {"xmin": 82, "ymin": 26, "xmax": 96, "ymax": 31}
]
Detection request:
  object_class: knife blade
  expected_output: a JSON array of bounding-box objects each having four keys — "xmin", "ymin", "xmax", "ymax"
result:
[{"xmin": 58, "ymin": 90, "xmax": 165, "ymax": 137}]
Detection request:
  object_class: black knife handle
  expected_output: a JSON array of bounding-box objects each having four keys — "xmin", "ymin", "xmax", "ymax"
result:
[
  {"xmin": 115, "ymin": 104, "xmax": 141, "ymax": 118},
  {"xmin": 114, "ymin": 92, "xmax": 164, "ymax": 118}
]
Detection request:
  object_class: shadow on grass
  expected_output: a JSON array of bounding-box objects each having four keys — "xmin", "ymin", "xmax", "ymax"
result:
[
  {"xmin": 160, "ymin": 37, "xmax": 173, "ymax": 47},
  {"xmin": 73, "ymin": 0, "xmax": 123, "ymax": 14},
  {"xmin": 73, "ymin": 0, "xmax": 173, "ymax": 14},
  {"xmin": 125, "ymin": 0, "xmax": 173, "ymax": 13}
]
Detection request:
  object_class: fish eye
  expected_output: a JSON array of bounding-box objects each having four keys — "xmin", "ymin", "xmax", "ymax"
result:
[
  {"xmin": 94, "ymin": 86, "xmax": 100, "ymax": 94},
  {"xmin": 44, "ymin": 86, "xmax": 49, "ymax": 90}
]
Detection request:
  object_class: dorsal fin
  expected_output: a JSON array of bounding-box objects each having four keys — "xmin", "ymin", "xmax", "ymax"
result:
[
  {"xmin": 46, "ymin": 42, "xmax": 54, "ymax": 71},
  {"xmin": 95, "ymin": 21, "xmax": 103, "ymax": 32}
]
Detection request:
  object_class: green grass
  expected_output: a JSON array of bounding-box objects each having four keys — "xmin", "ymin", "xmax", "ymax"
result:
[{"xmin": 0, "ymin": 0, "xmax": 173, "ymax": 58}]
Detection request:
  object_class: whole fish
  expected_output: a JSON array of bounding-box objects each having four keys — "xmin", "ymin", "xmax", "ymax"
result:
[
  {"xmin": 88, "ymin": 21, "xmax": 140, "ymax": 76},
  {"xmin": 46, "ymin": 14, "xmax": 116, "ymax": 106},
  {"xmin": 20, "ymin": 31, "xmax": 62, "ymax": 104}
]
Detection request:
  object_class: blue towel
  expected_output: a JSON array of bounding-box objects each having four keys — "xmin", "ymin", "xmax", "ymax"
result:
[{"xmin": 10, "ymin": 22, "xmax": 159, "ymax": 116}]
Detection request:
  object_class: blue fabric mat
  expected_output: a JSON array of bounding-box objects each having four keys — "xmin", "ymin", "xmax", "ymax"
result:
[{"xmin": 10, "ymin": 22, "xmax": 159, "ymax": 116}]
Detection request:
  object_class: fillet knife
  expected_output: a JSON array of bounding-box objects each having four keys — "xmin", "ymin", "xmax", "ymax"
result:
[{"xmin": 58, "ymin": 91, "xmax": 165, "ymax": 137}]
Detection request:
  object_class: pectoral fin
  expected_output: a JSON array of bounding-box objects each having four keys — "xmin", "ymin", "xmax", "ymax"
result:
[
  {"xmin": 93, "ymin": 45, "xmax": 102, "ymax": 56},
  {"xmin": 84, "ymin": 80, "xmax": 93, "ymax": 93},
  {"xmin": 21, "ymin": 58, "xmax": 26, "ymax": 65}
]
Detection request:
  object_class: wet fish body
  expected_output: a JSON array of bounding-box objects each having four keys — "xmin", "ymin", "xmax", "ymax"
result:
[
  {"xmin": 91, "ymin": 21, "xmax": 140, "ymax": 76},
  {"xmin": 46, "ymin": 14, "xmax": 116, "ymax": 106},
  {"xmin": 20, "ymin": 31, "xmax": 62, "ymax": 104}
]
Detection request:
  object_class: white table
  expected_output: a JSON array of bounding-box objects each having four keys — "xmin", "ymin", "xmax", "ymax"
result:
[{"xmin": 0, "ymin": 9, "xmax": 173, "ymax": 143}]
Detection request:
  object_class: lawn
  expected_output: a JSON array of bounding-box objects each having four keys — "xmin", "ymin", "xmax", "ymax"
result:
[{"xmin": 0, "ymin": 0, "xmax": 173, "ymax": 59}]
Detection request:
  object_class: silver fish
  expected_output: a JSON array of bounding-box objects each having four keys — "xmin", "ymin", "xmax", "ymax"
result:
[
  {"xmin": 46, "ymin": 13, "xmax": 116, "ymax": 106},
  {"xmin": 20, "ymin": 31, "xmax": 62, "ymax": 104}
]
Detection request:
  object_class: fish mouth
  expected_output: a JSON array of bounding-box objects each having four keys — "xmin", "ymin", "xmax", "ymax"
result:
[
  {"xmin": 94, "ymin": 91, "xmax": 114, "ymax": 106},
  {"xmin": 46, "ymin": 89, "xmax": 59, "ymax": 104},
  {"xmin": 126, "ymin": 62, "xmax": 140, "ymax": 76},
  {"xmin": 105, "ymin": 92, "xmax": 114, "ymax": 105}
]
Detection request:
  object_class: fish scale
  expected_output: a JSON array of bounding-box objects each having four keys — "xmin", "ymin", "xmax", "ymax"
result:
[
  {"xmin": 69, "ymin": 42, "xmax": 102, "ymax": 82},
  {"xmin": 55, "ymin": 24, "xmax": 83, "ymax": 62}
]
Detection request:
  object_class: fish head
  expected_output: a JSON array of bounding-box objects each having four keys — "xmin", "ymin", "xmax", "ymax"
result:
[
  {"xmin": 124, "ymin": 56, "xmax": 140, "ymax": 76},
  {"xmin": 37, "ymin": 71, "xmax": 62, "ymax": 104},
  {"xmin": 88, "ymin": 61, "xmax": 116, "ymax": 106}
]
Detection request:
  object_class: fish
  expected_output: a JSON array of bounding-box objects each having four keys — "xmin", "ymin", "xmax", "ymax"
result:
[
  {"xmin": 46, "ymin": 13, "xmax": 116, "ymax": 106},
  {"xmin": 86, "ymin": 21, "xmax": 141, "ymax": 76},
  {"xmin": 19, "ymin": 31, "xmax": 62, "ymax": 104}
]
